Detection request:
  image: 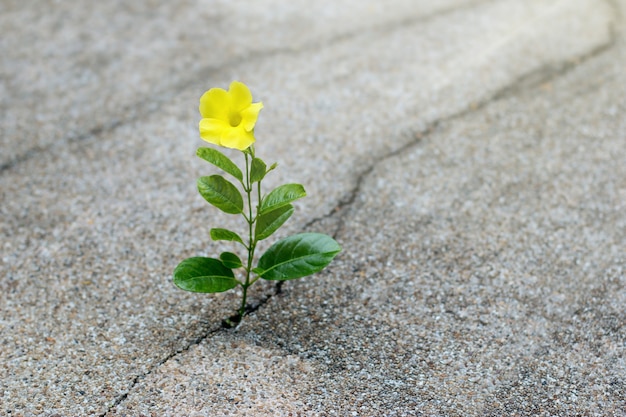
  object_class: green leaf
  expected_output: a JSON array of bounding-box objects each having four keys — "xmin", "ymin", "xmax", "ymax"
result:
[
  {"xmin": 220, "ymin": 252, "xmax": 243, "ymax": 269},
  {"xmin": 250, "ymin": 157, "xmax": 267, "ymax": 184},
  {"xmin": 197, "ymin": 175, "xmax": 243, "ymax": 214},
  {"xmin": 267, "ymin": 162, "xmax": 278, "ymax": 173},
  {"xmin": 173, "ymin": 257, "xmax": 239, "ymax": 293},
  {"xmin": 255, "ymin": 204, "xmax": 294, "ymax": 241},
  {"xmin": 256, "ymin": 233, "xmax": 341, "ymax": 281},
  {"xmin": 260, "ymin": 184, "xmax": 306, "ymax": 215},
  {"xmin": 196, "ymin": 147, "xmax": 243, "ymax": 181},
  {"xmin": 210, "ymin": 228, "xmax": 244, "ymax": 245}
]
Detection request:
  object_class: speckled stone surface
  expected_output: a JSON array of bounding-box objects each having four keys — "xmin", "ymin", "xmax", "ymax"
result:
[{"xmin": 1, "ymin": 0, "xmax": 624, "ymax": 416}]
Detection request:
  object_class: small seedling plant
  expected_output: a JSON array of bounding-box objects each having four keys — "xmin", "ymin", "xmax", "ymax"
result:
[{"xmin": 173, "ymin": 81, "xmax": 341, "ymax": 323}]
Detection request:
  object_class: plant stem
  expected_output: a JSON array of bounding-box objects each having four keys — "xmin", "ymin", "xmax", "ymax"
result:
[{"xmin": 239, "ymin": 151, "xmax": 257, "ymax": 319}]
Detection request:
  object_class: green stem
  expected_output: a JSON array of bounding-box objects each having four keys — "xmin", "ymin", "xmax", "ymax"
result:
[{"xmin": 239, "ymin": 151, "xmax": 257, "ymax": 319}]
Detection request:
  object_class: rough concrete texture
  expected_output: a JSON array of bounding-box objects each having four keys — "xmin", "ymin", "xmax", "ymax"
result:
[{"xmin": 1, "ymin": 0, "xmax": 624, "ymax": 416}]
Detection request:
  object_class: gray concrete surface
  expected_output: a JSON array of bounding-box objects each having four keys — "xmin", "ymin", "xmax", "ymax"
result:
[{"xmin": 1, "ymin": 0, "xmax": 624, "ymax": 415}]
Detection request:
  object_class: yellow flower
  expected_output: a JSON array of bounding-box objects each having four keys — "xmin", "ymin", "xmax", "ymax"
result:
[{"xmin": 198, "ymin": 81, "xmax": 264, "ymax": 150}]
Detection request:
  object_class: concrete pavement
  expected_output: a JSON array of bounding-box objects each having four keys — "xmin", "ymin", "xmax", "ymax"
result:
[{"xmin": 1, "ymin": 0, "xmax": 624, "ymax": 415}]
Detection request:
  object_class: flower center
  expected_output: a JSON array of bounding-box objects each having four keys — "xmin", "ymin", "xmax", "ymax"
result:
[{"xmin": 228, "ymin": 111, "xmax": 242, "ymax": 127}]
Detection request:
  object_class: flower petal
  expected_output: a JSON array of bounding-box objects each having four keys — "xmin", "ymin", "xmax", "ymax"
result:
[
  {"xmin": 199, "ymin": 88, "xmax": 230, "ymax": 119},
  {"xmin": 220, "ymin": 126, "xmax": 255, "ymax": 150},
  {"xmin": 199, "ymin": 118, "xmax": 231, "ymax": 146},
  {"xmin": 229, "ymin": 81, "xmax": 253, "ymax": 111},
  {"xmin": 240, "ymin": 102, "xmax": 264, "ymax": 131}
]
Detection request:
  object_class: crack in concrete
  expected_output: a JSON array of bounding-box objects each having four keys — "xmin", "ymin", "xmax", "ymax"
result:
[
  {"xmin": 301, "ymin": 0, "xmax": 622, "ymax": 239},
  {"xmin": 99, "ymin": 292, "xmax": 282, "ymax": 415},
  {"xmin": 96, "ymin": 1, "xmax": 620, "ymax": 413},
  {"xmin": 99, "ymin": 323, "xmax": 223, "ymax": 417},
  {"xmin": 0, "ymin": 119, "xmax": 125, "ymax": 174},
  {"xmin": 1, "ymin": 0, "xmax": 493, "ymax": 175},
  {"xmin": 323, "ymin": 28, "xmax": 618, "ymax": 242},
  {"xmin": 101, "ymin": 29, "xmax": 617, "ymax": 415}
]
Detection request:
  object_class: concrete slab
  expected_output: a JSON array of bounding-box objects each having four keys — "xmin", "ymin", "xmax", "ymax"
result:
[{"xmin": 1, "ymin": 0, "xmax": 624, "ymax": 415}]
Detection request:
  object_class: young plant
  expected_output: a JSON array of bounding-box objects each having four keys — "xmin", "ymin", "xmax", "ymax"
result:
[{"xmin": 173, "ymin": 81, "xmax": 341, "ymax": 323}]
